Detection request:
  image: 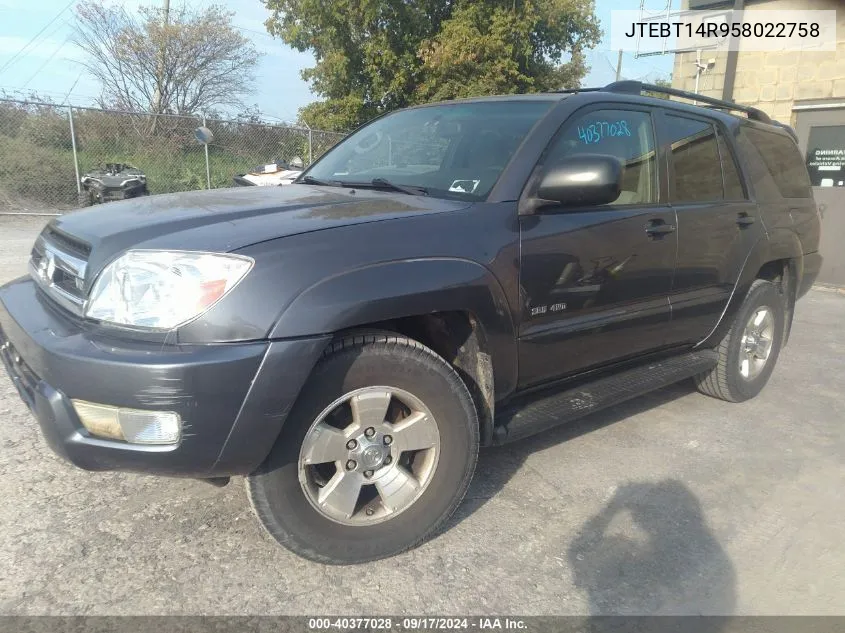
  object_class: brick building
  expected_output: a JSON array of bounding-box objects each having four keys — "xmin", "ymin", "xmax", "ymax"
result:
[{"xmin": 671, "ymin": 0, "xmax": 845, "ymax": 285}]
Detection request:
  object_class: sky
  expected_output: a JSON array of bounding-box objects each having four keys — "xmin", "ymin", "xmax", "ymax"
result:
[{"xmin": 0, "ymin": 0, "xmax": 677, "ymax": 126}]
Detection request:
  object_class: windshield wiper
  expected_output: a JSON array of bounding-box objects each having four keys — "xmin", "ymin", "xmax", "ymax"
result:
[
  {"xmin": 298, "ymin": 175, "xmax": 342, "ymax": 187},
  {"xmin": 367, "ymin": 178, "xmax": 429, "ymax": 196}
]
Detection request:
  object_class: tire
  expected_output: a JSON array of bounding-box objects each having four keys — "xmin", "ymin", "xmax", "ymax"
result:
[
  {"xmin": 694, "ymin": 279, "xmax": 785, "ymax": 402},
  {"xmin": 246, "ymin": 331, "xmax": 480, "ymax": 564}
]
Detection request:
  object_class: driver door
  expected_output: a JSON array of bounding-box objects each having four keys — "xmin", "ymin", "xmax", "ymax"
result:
[{"xmin": 517, "ymin": 105, "xmax": 677, "ymax": 389}]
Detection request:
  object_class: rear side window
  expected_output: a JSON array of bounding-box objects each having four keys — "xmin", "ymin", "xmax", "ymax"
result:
[
  {"xmin": 744, "ymin": 127, "xmax": 811, "ymax": 198},
  {"xmin": 665, "ymin": 114, "xmax": 724, "ymax": 202}
]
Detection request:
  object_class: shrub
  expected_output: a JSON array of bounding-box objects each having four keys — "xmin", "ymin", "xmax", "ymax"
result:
[{"xmin": 0, "ymin": 134, "xmax": 78, "ymax": 208}]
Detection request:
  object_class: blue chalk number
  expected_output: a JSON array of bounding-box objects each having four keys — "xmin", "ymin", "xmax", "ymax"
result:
[{"xmin": 576, "ymin": 120, "xmax": 632, "ymax": 145}]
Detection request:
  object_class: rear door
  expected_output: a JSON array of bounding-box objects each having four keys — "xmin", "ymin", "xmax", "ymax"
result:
[
  {"xmin": 662, "ymin": 111, "xmax": 761, "ymax": 346},
  {"xmin": 517, "ymin": 105, "xmax": 677, "ymax": 389}
]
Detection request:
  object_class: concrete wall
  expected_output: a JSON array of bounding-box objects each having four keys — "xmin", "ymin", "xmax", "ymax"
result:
[{"xmin": 671, "ymin": 0, "xmax": 845, "ymax": 124}]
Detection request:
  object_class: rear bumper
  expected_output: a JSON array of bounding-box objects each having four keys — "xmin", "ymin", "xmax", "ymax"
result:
[{"xmin": 0, "ymin": 277, "xmax": 329, "ymax": 477}]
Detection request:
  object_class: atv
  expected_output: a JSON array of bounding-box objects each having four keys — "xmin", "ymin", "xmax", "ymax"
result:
[{"xmin": 79, "ymin": 163, "xmax": 149, "ymax": 206}]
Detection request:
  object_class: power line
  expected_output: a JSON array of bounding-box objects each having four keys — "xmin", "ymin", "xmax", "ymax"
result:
[
  {"xmin": 0, "ymin": 83, "xmax": 98, "ymax": 103},
  {"xmin": 0, "ymin": 0, "xmax": 77, "ymax": 76},
  {"xmin": 19, "ymin": 36, "xmax": 70, "ymax": 90},
  {"xmin": 233, "ymin": 24, "xmax": 276, "ymax": 39},
  {"xmin": 61, "ymin": 71, "xmax": 83, "ymax": 105}
]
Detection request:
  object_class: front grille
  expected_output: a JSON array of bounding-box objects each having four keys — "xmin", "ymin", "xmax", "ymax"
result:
[
  {"xmin": 0, "ymin": 327, "xmax": 40, "ymax": 411},
  {"xmin": 30, "ymin": 230, "xmax": 90, "ymax": 316}
]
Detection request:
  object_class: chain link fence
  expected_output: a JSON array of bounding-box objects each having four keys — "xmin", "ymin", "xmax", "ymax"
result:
[{"xmin": 0, "ymin": 98, "xmax": 346, "ymax": 214}]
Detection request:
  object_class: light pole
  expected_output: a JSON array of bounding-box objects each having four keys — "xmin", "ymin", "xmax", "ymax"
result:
[{"xmin": 152, "ymin": 0, "xmax": 170, "ymax": 117}]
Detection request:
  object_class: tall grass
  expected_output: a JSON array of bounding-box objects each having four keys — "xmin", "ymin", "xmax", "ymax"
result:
[{"xmin": 0, "ymin": 100, "xmax": 341, "ymax": 211}]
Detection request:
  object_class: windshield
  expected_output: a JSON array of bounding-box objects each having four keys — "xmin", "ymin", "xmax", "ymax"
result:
[{"xmin": 303, "ymin": 100, "xmax": 555, "ymax": 200}]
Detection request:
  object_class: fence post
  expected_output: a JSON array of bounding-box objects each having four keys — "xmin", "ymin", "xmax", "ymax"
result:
[
  {"xmin": 202, "ymin": 115, "xmax": 211, "ymax": 189},
  {"xmin": 68, "ymin": 107, "xmax": 81, "ymax": 195},
  {"xmin": 303, "ymin": 122, "xmax": 312, "ymax": 165}
]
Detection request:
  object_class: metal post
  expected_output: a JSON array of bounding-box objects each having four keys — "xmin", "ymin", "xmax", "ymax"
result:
[
  {"xmin": 68, "ymin": 107, "xmax": 81, "ymax": 194},
  {"xmin": 694, "ymin": 49, "xmax": 703, "ymax": 104},
  {"xmin": 308, "ymin": 127, "xmax": 313, "ymax": 165},
  {"xmin": 615, "ymin": 49, "xmax": 623, "ymax": 82},
  {"xmin": 722, "ymin": 0, "xmax": 746, "ymax": 102},
  {"xmin": 202, "ymin": 115, "xmax": 211, "ymax": 189}
]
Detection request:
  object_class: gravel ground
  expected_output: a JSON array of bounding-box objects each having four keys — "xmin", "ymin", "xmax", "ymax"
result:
[{"xmin": 0, "ymin": 215, "xmax": 843, "ymax": 615}]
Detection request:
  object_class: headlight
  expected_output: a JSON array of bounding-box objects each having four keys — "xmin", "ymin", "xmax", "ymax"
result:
[{"xmin": 85, "ymin": 250, "xmax": 253, "ymax": 329}]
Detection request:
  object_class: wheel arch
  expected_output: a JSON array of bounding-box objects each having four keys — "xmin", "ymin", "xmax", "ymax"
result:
[
  {"xmin": 268, "ymin": 257, "xmax": 518, "ymax": 404},
  {"xmin": 697, "ymin": 231, "xmax": 802, "ymax": 349},
  {"xmin": 354, "ymin": 312, "xmax": 497, "ymax": 446}
]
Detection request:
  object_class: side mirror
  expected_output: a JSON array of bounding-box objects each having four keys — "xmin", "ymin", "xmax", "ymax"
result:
[
  {"xmin": 530, "ymin": 154, "xmax": 623, "ymax": 212},
  {"xmin": 194, "ymin": 126, "xmax": 214, "ymax": 145}
]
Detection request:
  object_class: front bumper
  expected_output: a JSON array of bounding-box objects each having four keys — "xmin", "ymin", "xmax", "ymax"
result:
[{"xmin": 0, "ymin": 277, "xmax": 329, "ymax": 477}]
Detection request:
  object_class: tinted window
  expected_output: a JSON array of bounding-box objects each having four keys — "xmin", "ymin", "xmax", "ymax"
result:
[
  {"xmin": 543, "ymin": 109, "xmax": 656, "ymax": 205},
  {"xmin": 306, "ymin": 100, "xmax": 554, "ymax": 200},
  {"xmin": 717, "ymin": 133, "xmax": 746, "ymax": 199},
  {"xmin": 666, "ymin": 115, "xmax": 723, "ymax": 202},
  {"xmin": 745, "ymin": 127, "xmax": 811, "ymax": 198}
]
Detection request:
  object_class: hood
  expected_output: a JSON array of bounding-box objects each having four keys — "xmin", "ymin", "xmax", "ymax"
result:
[{"xmin": 50, "ymin": 184, "xmax": 470, "ymax": 276}]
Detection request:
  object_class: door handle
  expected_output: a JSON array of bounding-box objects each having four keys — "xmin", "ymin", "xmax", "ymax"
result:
[
  {"xmin": 737, "ymin": 213, "xmax": 756, "ymax": 227},
  {"xmin": 645, "ymin": 219, "xmax": 676, "ymax": 237}
]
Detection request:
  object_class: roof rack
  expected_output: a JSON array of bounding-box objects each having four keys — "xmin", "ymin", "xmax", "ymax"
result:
[
  {"xmin": 555, "ymin": 87, "xmax": 603, "ymax": 94},
  {"xmin": 607, "ymin": 80, "xmax": 773, "ymax": 124},
  {"xmin": 559, "ymin": 81, "xmax": 772, "ymax": 124}
]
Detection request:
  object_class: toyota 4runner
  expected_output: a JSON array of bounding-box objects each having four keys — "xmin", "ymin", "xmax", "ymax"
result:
[{"xmin": 0, "ymin": 81, "xmax": 821, "ymax": 564}]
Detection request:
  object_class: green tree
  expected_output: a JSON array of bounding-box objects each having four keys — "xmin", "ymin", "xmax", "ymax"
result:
[
  {"xmin": 74, "ymin": 3, "xmax": 261, "ymax": 116},
  {"xmin": 644, "ymin": 76, "xmax": 673, "ymax": 100},
  {"xmin": 265, "ymin": 0, "xmax": 601, "ymax": 131}
]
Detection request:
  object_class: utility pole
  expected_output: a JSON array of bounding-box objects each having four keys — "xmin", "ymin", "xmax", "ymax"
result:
[
  {"xmin": 152, "ymin": 0, "xmax": 170, "ymax": 119},
  {"xmin": 615, "ymin": 49, "xmax": 623, "ymax": 82},
  {"xmin": 722, "ymin": 0, "xmax": 745, "ymax": 102}
]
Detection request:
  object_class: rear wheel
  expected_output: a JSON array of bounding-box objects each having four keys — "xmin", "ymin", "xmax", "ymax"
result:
[
  {"xmin": 694, "ymin": 279, "xmax": 785, "ymax": 402},
  {"xmin": 246, "ymin": 332, "xmax": 479, "ymax": 564}
]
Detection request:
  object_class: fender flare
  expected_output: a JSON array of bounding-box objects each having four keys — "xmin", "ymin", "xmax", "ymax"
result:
[
  {"xmin": 268, "ymin": 257, "xmax": 519, "ymax": 396},
  {"xmin": 697, "ymin": 230, "xmax": 803, "ymax": 349}
]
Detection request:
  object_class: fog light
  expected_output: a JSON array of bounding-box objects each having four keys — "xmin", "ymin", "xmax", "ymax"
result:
[
  {"xmin": 71, "ymin": 400, "xmax": 123, "ymax": 441},
  {"xmin": 118, "ymin": 408, "xmax": 181, "ymax": 444},
  {"xmin": 72, "ymin": 400, "xmax": 181, "ymax": 445}
]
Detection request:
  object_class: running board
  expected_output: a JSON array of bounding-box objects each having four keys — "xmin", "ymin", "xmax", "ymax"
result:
[{"xmin": 493, "ymin": 350, "xmax": 718, "ymax": 444}]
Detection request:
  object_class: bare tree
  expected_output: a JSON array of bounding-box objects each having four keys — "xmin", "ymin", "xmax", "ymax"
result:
[{"xmin": 73, "ymin": 2, "xmax": 261, "ymax": 116}]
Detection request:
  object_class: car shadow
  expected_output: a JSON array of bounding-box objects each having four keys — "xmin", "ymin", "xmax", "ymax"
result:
[
  {"xmin": 444, "ymin": 382, "xmax": 737, "ymax": 617},
  {"xmin": 452, "ymin": 382, "xmax": 698, "ymax": 514},
  {"xmin": 567, "ymin": 478, "xmax": 736, "ymax": 618}
]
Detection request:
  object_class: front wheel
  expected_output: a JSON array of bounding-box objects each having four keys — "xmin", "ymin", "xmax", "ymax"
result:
[
  {"xmin": 694, "ymin": 279, "xmax": 785, "ymax": 402},
  {"xmin": 246, "ymin": 332, "xmax": 479, "ymax": 564}
]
